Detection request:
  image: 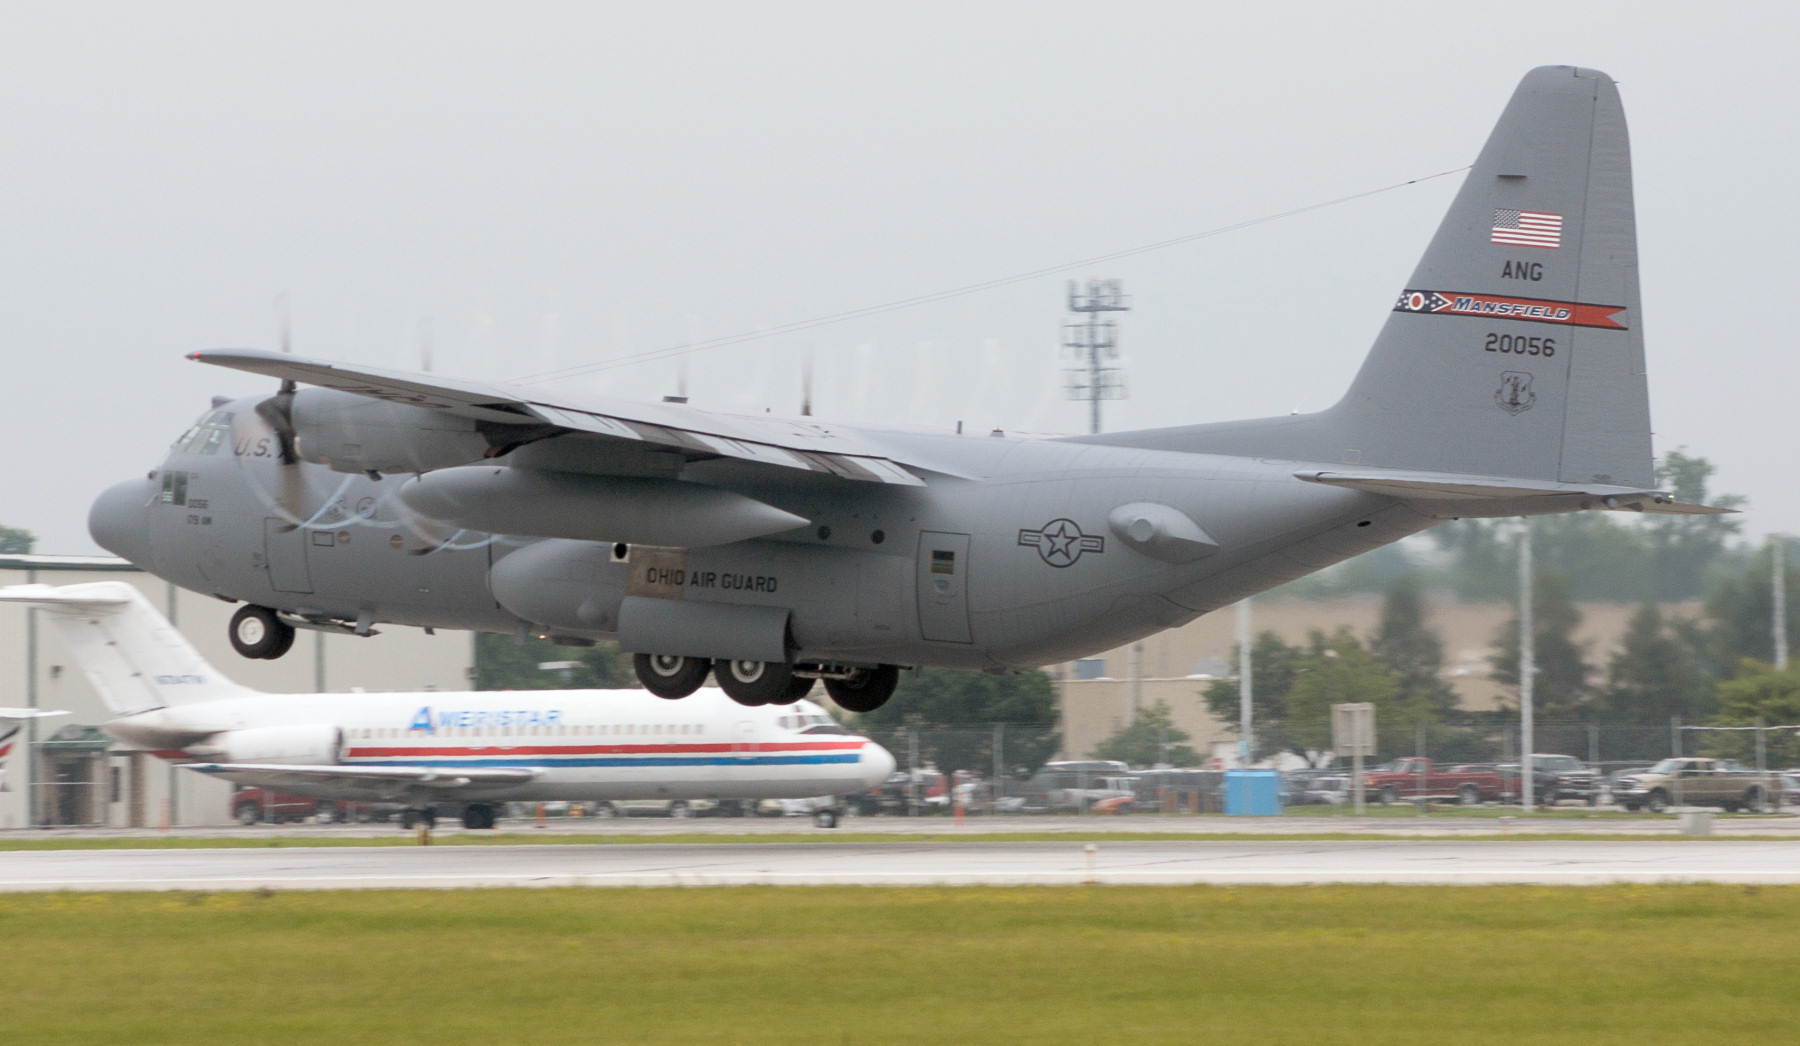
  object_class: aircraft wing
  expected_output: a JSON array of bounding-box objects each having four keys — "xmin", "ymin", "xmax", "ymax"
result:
[
  {"xmin": 1294, "ymin": 469, "xmax": 1733, "ymax": 515},
  {"xmin": 189, "ymin": 348, "xmax": 941, "ymax": 485},
  {"xmin": 0, "ymin": 708, "xmax": 69, "ymax": 720},
  {"xmin": 184, "ymin": 762, "xmax": 541, "ymax": 789}
]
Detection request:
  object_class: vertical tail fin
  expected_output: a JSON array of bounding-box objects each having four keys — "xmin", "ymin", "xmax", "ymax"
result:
[
  {"xmin": 0, "ymin": 583, "xmax": 253, "ymax": 716},
  {"xmin": 1326, "ymin": 65, "xmax": 1651, "ymax": 487}
]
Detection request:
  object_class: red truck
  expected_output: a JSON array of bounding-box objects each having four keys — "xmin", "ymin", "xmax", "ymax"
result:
[{"xmin": 1361, "ymin": 758, "xmax": 1507, "ymax": 806}]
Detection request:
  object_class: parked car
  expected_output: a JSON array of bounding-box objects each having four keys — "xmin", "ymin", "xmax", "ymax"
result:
[
  {"xmin": 232, "ymin": 788, "xmax": 393, "ymax": 825},
  {"xmin": 1613, "ymin": 758, "xmax": 1781, "ymax": 813},
  {"xmin": 1495, "ymin": 754, "xmax": 1600, "ymax": 805},
  {"xmin": 1781, "ymin": 772, "xmax": 1800, "ymax": 810},
  {"xmin": 1361, "ymin": 758, "xmax": 1507, "ymax": 805},
  {"xmin": 1291, "ymin": 775, "xmax": 1350, "ymax": 805},
  {"xmin": 589, "ymin": 798, "xmax": 718, "ymax": 818}
]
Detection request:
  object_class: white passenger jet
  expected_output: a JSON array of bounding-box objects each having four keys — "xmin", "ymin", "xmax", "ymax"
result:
[{"xmin": 0, "ymin": 582, "xmax": 895, "ymax": 829}]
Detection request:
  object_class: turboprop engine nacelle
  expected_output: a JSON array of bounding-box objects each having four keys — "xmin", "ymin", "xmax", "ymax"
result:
[
  {"xmin": 399, "ymin": 466, "xmax": 810, "ymax": 547},
  {"xmin": 188, "ymin": 724, "xmax": 343, "ymax": 765},
  {"xmin": 291, "ymin": 388, "xmax": 491, "ymax": 476}
]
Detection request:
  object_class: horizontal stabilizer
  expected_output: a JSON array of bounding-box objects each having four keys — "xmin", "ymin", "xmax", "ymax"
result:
[
  {"xmin": 1295, "ymin": 469, "xmax": 1732, "ymax": 515},
  {"xmin": 0, "ymin": 708, "xmax": 67, "ymax": 721},
  {"xmin": 185, "ymin": 763, "xmax": 541, "ymax": 787},
  {"xmin": 0, "ymin": 585, "xmax": 131, "ymax": 608}
]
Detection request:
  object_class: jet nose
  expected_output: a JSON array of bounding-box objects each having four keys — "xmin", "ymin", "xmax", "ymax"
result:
[
  {"xmin": 857, "ymin": 740, "xmax": 897, "ymax": 787},
  {"xmin": 89, "ymin": 478, "xmax": 157, "ymax": 565}
]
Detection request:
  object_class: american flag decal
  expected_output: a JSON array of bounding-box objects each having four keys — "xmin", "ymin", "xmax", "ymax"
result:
[{"xmin": 1491, "ymin": 209, "xmax": 1562, "ymax": 249}]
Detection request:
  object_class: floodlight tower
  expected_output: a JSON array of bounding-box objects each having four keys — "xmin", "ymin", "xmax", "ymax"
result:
[{"xmin": 1062, "ymin": 279, "xmax": 1131, "ymax": 434}]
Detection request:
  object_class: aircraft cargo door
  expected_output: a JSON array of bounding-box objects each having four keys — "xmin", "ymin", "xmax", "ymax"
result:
[
  {"xmin": 916, "ymin": 531, "xmax": 972, "ymax": 643},
  {"xmin": 263, "ymin": 518, "xmax": 313, "ymax": 594}
]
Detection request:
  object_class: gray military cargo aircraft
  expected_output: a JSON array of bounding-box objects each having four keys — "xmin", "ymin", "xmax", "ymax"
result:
[{"xmin": 88, "ymin": 67, "xmax": 1720, "ymax": 713}]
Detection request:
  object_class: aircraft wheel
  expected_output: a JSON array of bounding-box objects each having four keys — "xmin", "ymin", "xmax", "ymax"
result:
[
  {"xmin": 772, "ymin": 675, "xmax": 815, "ymax": 705},
  {"xmin": 229, "ymin": 605, "xmax": 295, "ymax": 660},
  {"xmin": 400, "ymin": 809, "xmax": 418, "ymax": 830},
  {"xmin": 462, "ymin": 803, "xmax": 496, "ymax": 830},
  {"xmin": 634, "ymin": 654, "xmax": 712, "ymax": 698},
  {"xmin": 824, "ymin": 665, "xmax": 900, "ymax": 713},
  {"xmin": 716, "ymin": 659, "xmax": 794, "ymax": 706}
]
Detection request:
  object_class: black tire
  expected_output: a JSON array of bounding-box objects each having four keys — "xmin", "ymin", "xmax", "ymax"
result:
[
  {"xmin": 1378, "ymin": 786, "xmax": 1398, "ymax": 806},
  {"xmin": 1621, "ymin": 802, "xmax": 1640, "ymax": 812},
  {"xmin": 1647, "ymin": 790, "xmax": 1670, "ymax": 814},
  {"xmin": 462, "ymin": 803, "xmax": 496, "ymax": 830},
  {"xmin": 773, "ymin": 675, "xmax": 815, "ymax": 705},
  {"xmin": 668, "ymin": 800, "xmax": 692, "ymax": 819},
  {"xmin": 229, "ymin": 605, "xmax": 295, "ymax": 660},
  {"xmin": 634, "ymin": 654, "xmax": 712, "ymax": 699},
  {"xmin": 1744, "ymin": 788, "xmax": 1769, "ymax": 814},
  {"xmin": 315, "ymin": 802, "xmax": 339, "ymax": 824},
  {"xmin": 1458, "ymin": 784, "xmax": 1480, "ymax": 807},
  {"xmin": 716, "ymin": 659, "xmax": 794, "ymax": 706},
  {"xmin": 814, "ymin": 809, "xmax": 839, "ymax": 829},
  {"xmin": 824, "ymin": 665, "xmax": 901, "ymax": 714},
  {"xmin": 592, "ymin": 801, "xmax": 617, "ymax": 819},
  {"xmin": 421, "ymin": 810, "xmax": 438, "ymax": 830},
  {"xmin": 400, "ymin": 810, "xmax": 418, "ymax": 830},
  {"xmin": 235, "ymin": 801, "xmax": 262, "ymax": 826}
]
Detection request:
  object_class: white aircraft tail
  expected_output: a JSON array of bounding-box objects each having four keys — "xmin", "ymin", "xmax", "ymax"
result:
[{"xmin": 0, "ymin": 583, "xmax": 254, "ymax": 716}]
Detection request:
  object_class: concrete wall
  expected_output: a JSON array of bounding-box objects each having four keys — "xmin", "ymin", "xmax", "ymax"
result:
[{"xmin": 0, "ymin": 557, "xmax": 474, "ymax": 828}]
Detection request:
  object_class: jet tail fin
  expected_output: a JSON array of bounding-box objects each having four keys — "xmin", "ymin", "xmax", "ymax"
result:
[
  {"xmin": 0, "ymin": 583, "xmax": 253, "ymax": 716},
  {"xmin": 1092, "ymin": 67, "xmax": 1659, "ymax": 497},
  {"xmin": 1324, "ymin": 65, "xmax": 1651, "ymax": 488}
]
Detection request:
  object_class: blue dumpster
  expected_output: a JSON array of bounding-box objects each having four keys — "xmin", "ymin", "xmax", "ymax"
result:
[{"xmin": 1223, "ymin": 769, "xmax": 1283, "ymax": 816}]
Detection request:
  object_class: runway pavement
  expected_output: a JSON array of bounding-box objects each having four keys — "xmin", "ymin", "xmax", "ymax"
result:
[{"xmin": 3, "ymin": 838, "xmax": 1800, "ymax": 890}]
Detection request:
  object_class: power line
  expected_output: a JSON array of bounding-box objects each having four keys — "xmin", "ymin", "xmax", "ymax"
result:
[{"xmin": 512, "ymin": 166, "xmax": 1471, "ymax": 386}]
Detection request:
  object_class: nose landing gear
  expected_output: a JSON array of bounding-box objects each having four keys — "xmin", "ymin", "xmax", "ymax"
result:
[{"xmin": 229, "ymin": 605, "xmax": 296, "ymax": 660}]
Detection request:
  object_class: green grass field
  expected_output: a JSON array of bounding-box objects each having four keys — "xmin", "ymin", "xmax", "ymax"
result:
[{"xmin": 5, "ymin": 884, "xmax": 1796, "ymax": 1043}]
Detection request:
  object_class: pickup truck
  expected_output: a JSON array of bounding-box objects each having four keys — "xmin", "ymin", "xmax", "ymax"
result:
[
  {"xmin": 1361, "ymin": 758, "xmax": 1507, "ymax": 806},
  {"xmin": 1612, "ymin": 758, "xmax": 1782, "ymax": 813}
]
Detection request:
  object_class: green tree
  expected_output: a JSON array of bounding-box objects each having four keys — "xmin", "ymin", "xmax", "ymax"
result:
[
  {"xmin": 0, "ymin": 525, "xmax": 34, "ymax": 555},
  {"xmin": 474, "ymin": 633, "xmax": 635, "ymax": 690},
  {"xmin": 1703, "ymin": 661, "xmax": 1800, "ymax": 766},
  {"xmin": 1370, "ymin": 574, "xmax": 1459, "ymax": 721},
  {"xmin": 1201, "ymin": 631, "xmax": 1307, "ymax": 760},
  {"xmin": 1700, "ymin": 539, "xmax": 1798, "ymax": 676},
  {"xmin": 1597, "ymin": 602, "xmax": 1717, "ymax": 728},
  {"xmin": 1204, "ymin": 629, "xmax": 1431, "ymax": 764},
  {"xmin": 1646, "ymin": 449, "xmax": 1745, "ymax": 600},
  {"xmin": 850, "ymin": 668, "xmax": 1059, "ymax": 778},
  {"xmin": 1489, "ymin": 568, "xmax": 1593, "ymax": 721},
  {"xmin": 1090, "ymin": 700, "xmax": 1201, "ymax": 768}
]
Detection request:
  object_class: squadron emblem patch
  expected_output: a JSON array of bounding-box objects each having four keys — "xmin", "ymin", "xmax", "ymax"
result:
[
  {"xmin": 1018, "ymin": 519, "xmax": 1104, "ymax": 568},
  {"xmin": 1496, "ymin": 371, "xmax": 1536, "ymax": 415}
]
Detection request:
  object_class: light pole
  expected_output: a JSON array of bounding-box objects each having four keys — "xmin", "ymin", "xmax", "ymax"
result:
[{"xmin": 1518, "ymin": 517, "xmax": 1535, "ymax": 813}]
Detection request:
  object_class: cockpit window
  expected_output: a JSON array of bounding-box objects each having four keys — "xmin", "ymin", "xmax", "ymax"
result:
[
  {"xmin": 173, "ymin": 410, "xmax": 234, "ymax": 455},
  {"xmin": 800, "ymin": 724, "xmax": 851, "ymax": 735}
]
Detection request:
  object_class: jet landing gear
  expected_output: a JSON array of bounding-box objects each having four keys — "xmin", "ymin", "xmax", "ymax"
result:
[
  {"xmin": 461, "ymin": 803, "xmax": 498, "ymax": 830},
  {"xmin": 228, "ymin": 605, "xmax": 296, "ymax": 660},
  {"xmin": 634, "ymin": 654, "xmax": 713, "ymax": 698},
  {"xmin": 399, "ymin": 808, "xmax": 437, "ymax": 831},
  {"xmin": 823, "ymin": 665, "xmax": 900, "ymax": 713},
  {"xmin": 715, "ymin": 659, "xmax": 797, "ymax": 706}
]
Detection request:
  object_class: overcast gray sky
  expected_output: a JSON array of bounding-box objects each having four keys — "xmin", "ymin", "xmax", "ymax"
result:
[{"xmin": 2, "ymin": 2, "xmax": 1793, "ymax": 554}]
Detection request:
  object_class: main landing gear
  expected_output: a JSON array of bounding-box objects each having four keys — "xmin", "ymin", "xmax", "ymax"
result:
[
  {"xmin": 229, "ymin": 604, "xmax": 296, "ymax": 660},
  {"xmin": 461, "ymin": 803, "xmax": 498, "ymax": 830},
  {"xmin": 632, "ymin": 652, "xmax": 902, "ymax": 712}
]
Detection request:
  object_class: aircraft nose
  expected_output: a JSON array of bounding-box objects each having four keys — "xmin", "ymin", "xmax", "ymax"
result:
[
  {"xmin": 858, "ymin": 740, "xmax": 897, "ymax": 786},
  {"xmin": 89, "ymin": 478, "xmax": 157, "ymax": 565}
]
